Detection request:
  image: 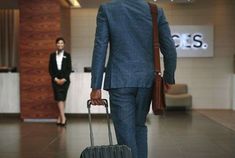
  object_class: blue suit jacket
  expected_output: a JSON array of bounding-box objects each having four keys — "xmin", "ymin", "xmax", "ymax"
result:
[{"xmin": 91, "ymin": 0, "xmax": 177, "ymax": 90}]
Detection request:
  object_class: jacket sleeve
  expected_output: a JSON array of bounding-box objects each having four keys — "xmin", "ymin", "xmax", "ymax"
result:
[
  {"xmin": 49, "ymin": 53, "xmax": 55, "ymax": 79},
  {"xmin": 91, "ymin": 4, "xmax": 109, "ymax": 89},
  {"xmin": 65, "ymin": 53, "xmax": 72, "ymax": 81},
  {"xmin": 158, "ymin": 8, "xmax": 177, "ymax": 84}
]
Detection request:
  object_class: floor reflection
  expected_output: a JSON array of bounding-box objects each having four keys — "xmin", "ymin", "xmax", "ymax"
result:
[{"xmin": 0, "ymin": 111, "xmax": 234, "ymax": 158}]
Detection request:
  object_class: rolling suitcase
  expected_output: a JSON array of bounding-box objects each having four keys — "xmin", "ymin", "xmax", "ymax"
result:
[{"xmin": 80, "ymin": 99, "xmax": 132, "ymax": 158}]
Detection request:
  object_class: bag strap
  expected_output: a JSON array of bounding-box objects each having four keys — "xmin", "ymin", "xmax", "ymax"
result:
[{"xmin": 148, "ymin": 3, "xmax": 161, "ymax": 75}]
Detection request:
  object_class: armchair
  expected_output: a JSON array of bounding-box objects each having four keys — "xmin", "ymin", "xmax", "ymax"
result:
[{"xmin": 165, "ymin": 84, "xmax": 192, "ymax": 110}]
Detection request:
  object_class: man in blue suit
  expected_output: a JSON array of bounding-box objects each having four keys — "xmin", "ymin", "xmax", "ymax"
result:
[{"xmin": 90, "ymin": 0, "xmax": 176, "ymax": 158}]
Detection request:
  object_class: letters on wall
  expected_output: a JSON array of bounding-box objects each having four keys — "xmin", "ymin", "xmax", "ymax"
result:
[{"xmin": 170, "ymin": 25, "xmax": 214, "ymax": 57}]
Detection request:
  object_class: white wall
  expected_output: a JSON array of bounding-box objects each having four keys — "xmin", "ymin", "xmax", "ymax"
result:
[
  {"xmin": 165, "ymin": 0, "xmax": 235, "ymax": 109},
  {"xmin": 71, "ymin": 0, "xmax": 235, "ymax": 109},
  {"xmin": 71, "ymin": 9, "xmax": 97, "ymax": 72}
]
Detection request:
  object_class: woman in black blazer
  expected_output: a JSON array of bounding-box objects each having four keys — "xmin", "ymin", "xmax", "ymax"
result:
[{"xmin": 49, "ymin": 37, "xmax": 72, "ymax": 126}]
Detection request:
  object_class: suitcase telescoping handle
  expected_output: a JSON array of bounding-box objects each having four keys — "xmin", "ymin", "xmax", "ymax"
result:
[{"xmin": 87, "ymin": 99, "xmax": 113, "ymax": 147}]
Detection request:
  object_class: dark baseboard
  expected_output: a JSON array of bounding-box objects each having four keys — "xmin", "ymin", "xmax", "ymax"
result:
[
  {"xmin": 166, "ymin": 106, "xmax": 189, "ymax": 111},
  {"xmin": 0, "ymin": 113, "xmax": 108, "ymax": 119},
  {"xmin": 66, "ymin": 113, "xmax": 108, "ymax": 118},
  {"xmin": 0, "ymin": 113, "xmax": 20, "ymax": 117}
]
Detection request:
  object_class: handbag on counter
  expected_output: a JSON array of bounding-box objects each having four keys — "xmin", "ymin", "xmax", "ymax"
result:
[{"xmin": 148, "ymin": 3, "xmax": 166, "ymax": 115}]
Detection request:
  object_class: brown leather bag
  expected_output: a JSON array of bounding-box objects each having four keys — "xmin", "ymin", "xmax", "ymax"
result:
[{"xmin": 148, "ymin": 3, "xmax": 166, "ymax": 115}]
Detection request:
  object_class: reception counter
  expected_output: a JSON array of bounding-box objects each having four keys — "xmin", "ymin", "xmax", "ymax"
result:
[
  {"xmin": 0, "ymin": 73, "xmax": 20, "ymax": 113},
  {"xmin": 65, "ymin": 73, "xmax": 109, "ymax": 113},
  {"xmin": 0, "ymin": 73, "xmax": 109, "ymax": 114}
]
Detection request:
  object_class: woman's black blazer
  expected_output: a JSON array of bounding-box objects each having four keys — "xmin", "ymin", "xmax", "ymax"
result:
[{"xmin": 49, "ymin": 51, "xmax": 72, "ymax": 82}]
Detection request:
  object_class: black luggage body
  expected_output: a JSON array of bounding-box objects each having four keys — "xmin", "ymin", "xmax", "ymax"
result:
[{"xmin": 80, "ymin": 99, "xmax": 132, "ymax": 158}]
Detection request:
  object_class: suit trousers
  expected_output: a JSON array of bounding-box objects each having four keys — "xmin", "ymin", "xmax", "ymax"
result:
[{"xmin": 109, "ymin": 87, "xmax": 152, "ymax": 158}]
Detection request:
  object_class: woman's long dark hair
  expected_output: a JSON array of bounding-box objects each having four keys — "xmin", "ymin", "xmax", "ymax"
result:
[{"xmin": 55, "ymin": 37, "xmax": 65, "ymax": 44}]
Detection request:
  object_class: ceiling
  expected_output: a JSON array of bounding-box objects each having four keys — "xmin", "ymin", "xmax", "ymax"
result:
[
  {"xmin": 0, "ymin": 0, "xmax": 195, "ymax": 9},
  {"xmin": 0, "ymin": 0, "xmax": 18, "ymax": 9},
  {"xmin": 77, "ymin": 0, "xmax": 195, "ymax": 8}
]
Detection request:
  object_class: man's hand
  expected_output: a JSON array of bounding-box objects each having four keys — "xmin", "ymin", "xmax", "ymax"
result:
[
  {"xmin": 164, "ymin": 83, "xmax": 173, "ymax": 93},
  {"xmin": 90, "ymin": 89, "xmax": 103, "ymax": 105}
]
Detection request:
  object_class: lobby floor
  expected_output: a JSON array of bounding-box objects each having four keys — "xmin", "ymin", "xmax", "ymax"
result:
[{"xmin": 0, "ymin": 111, "xmax": 235, "ymax": 158}]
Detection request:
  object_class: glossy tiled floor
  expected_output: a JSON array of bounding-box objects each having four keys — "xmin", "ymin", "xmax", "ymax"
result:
[
  {"xmin": 197, "ymin": 110, "xmax": 235, "ymax": 131},
  {"xmin": 0, "ymin": 111, "xmax": 235, "ymax": 158}
]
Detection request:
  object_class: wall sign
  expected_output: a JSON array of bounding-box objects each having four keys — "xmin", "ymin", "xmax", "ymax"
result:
[{"xmin": 170, "ymin": 25, "xmax": 214, "ymax": 57}]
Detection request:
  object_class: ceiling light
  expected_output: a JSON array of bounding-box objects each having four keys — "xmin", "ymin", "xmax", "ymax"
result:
[{"xmin": 67, "ymin": 0, "xmax": 81, "ymax": 8}]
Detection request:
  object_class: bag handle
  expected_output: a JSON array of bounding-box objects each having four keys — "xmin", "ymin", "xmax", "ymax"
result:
[
  {"xmin": 148, "ymin": 3, "xmax": 161, "ymax": 75},
  {"xmin": 87, "ymin": 99, "xmax": 113, "ymax": 147}
]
